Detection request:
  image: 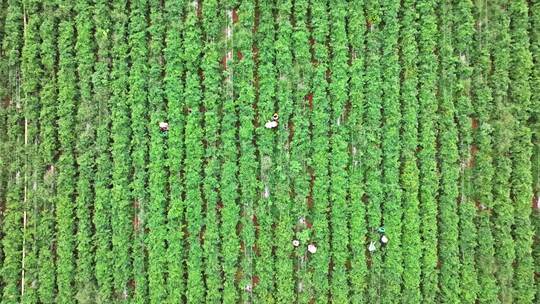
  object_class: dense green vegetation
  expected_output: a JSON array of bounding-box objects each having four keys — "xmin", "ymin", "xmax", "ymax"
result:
[
  {"xmin": 55, "ymin": 1, "xmax": 78, "ymax": 302},
  {"xmin": 379, "ymin": 0, "xmax": 401, "ymax": 302},
  {"xmin": 20, "ymin": 1, "xmax": 41, "ymax": 303},
  {"xmin": 201, "ymin": 0, "xmax": 222, "ymax": 302},
  {"xmin": 92, "ymin": 0, "xmax": 113, "ymax": 301},
  {"xmin": 347, "ymin": 1, "xmax": 368, "ymax": 302},
  {"xmin": 254, "ymin": 1, "xmax": 276, "ymax": 301},
  {"xmin": 437, "ymin": 1, "xmax": 460, "ymax": 302},
  {"xmin": 531, "ymin": 0, "xmax": 540, "ymax": 302},
  {"xmin": 0, "ymin": 1, "xmax": 538, "ymax": 302},
  {"xmin": 37, "ymin": 2, "xmax": 58, "ymax": 302},
  {"xmin": 490, "ymin": 2, "xmax": 515, "ymax": 302},
  {"xmin": 74, "ymin": 0, "xmax": 96, "ymax": 299},
  {"xmin": 472, "ymin": 0, "xmax": 499, "ymax": 300},
  {"xmin": 290, "ymin": 0, "xmax": 312, "ymax": 302},
  {"xmin": 309, "ymin": 0, "xmax": 331, "ymax": 301},
  {"xmin": 109, "ymin": 0, "xmax": 131, "ymax": 299},
  {"xmin": 417, "ymin": 0, "xmax": 439, "ymax": 301},
  {"xmin": 127, "ymin": 0, "xmax": 149, "ymax": 300},
  {"xmin": 164, "ymin": 0, "xmax": 185, "ymax": 302},
  {"xmin": 1, "ymin": 1, "xmax": 23, "ymax": 303},
  {"xmin": 399, "ymin": 0, "xmax": 421, "ymax": 302},
  {"xmin": 453, "ymin": 1, "xmax": 478, "ymax": 303}
]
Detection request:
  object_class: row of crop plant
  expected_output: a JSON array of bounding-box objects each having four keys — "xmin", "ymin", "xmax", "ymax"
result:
[
  {"xmin": 472, "ymin": 0, "xmax": 498, "ymax": 301},
  {"xmin": 531, "ymin": 0, "xmax": 540, "ymax": 301},
  {"xmin": 453, "ymin": 2, "xmax": 477, "ymax": 303},
  {"xmin": 201, "ymin": 0, "xmax": 222, "ymax": 303}
]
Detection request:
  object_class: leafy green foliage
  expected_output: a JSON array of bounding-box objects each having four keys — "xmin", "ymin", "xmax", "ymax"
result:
[
  {"xmin": 417, "ymin": 0, "xmax": 440, "ymax": 301},
  {"xmin": 147, "ymin": 1, "xmax": 167, "ymax": 302},
  {"xmin": 274, "ymin": 0, "xmax": 295, "ymax": 302},
  {"xmin": 364, "ymin": 0, "xmax": 384, "ymax": 301},
  {"xmin": 92, "ymin": 0, "xmax": 113, "ymax": 301},
  {"xmin": 309, "ymin": 0, "xmax": 331, "ymax": 301},
  {"xmin": 128, "ymin": 0, "xmax": 149, "ymax": 301},
  {"xmin": 37, "ymin": 2, "xmax": 58, "ymax": 302},
  {"xmin": 399, "ymin": 1, "xmax": 421, "ymax": 302},
  {"xmin": 530, "ymin": 1, "xmax": 540, "ymax": 302},
  {"xmin": 490, "ymin": 2, "xmax": 515, "ymax": 302},
  {"xmin": 290, "ymin": 0, "xmax": 313, "ymax": 302},
  {"xmin": 0, "ymin": 0, "xmax": 8, "ymax": 296},
  {"xmin": 453, "ymin": 1, "xmax": 478, "ymax": 303},
  {"xmin": 437, "ymin": 1, "xmax": 461, "ymax": 302},
  {"xmin": 379, "ymin": 0, "xmax": 402, "ymax": 302},
  {"xmin": 328, "ymin": 1, "xmax": 350, "ymax": 302},
  {"xmin": 0, "ymin": 1, "xmax": 538, "ymax": 302},
  {"xmin": 509, "ymin": 1, "xmax": 535, "ymax": 302},
  {"xmin": 163, "ymin": 0, "xmax": 185, "ymax": 302},
  {"xmin": 472, "ymin": 2, "xmax": 499, "ymax": 303},
  {"xmin": 1, "ymin": 0, "xmax": 23, "ymax": 302},
  {"xmin": 220, "ymin": 4, "xmax": 240, "ymax": 303},
  {"xmin": 253, "ymin": 1, "xmax": 276, "ymax": 301},
  {"xmin": 20, "ymin": 0, "xmax": 41, "ymax": 302},
  {"xmin": 110, "ymin": 0, "xmax": 132, "ymax": 299},
  {"xmin": 183, "ymin": 3, "xmax": 205, "ymax": 302},
  {"xmin": 55, "ymin": 2, "xmax": 78, "ymax": 302},
  {"xmin": 235, "ymin": 1, "xmax": 257, "ymax": 303},
  {"xmin": 74, "ymin": 0, "xmax": 96, "ymax": 297},
  {"xmin": 201, "ymin": 0, "xmax": 222, "ymax": 303},
  {"xmin": 347, "ymin": 1, "xmax": 368, "ymax": 303}
]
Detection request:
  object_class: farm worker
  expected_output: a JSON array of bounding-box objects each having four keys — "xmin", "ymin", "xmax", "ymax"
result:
[
  {"xmin": 368, "ymin": 241, "xmax": 376, "ymax": 253},
  {"xmin": 377, "ymin": 226, "xmax": 385, "ymax": 233},
  {"xmin": 265, "ymin": 113, "xmax": 279, "ymax": 129},
  {"xmin": 159, "ymin": 121, "xmax": 169, "ymax": 132},
  {"xmin": 292, "ymin": 239, "xmax": 300, "ymax": 247},
  {"xmin": 307, "ymin": 244, "xmax": 317, "ymax": 253},
  {"xmin": 381, "ymin": 235, "xmax": 388, "ymax": 245},
  {"xmin": 265, "ymin": 120, "xmax": 278, "ymax": 129},
  {"xmin": 298, "ymin": 282, "xmax": 304, "ymax": 293},
  {"xmin": 245, "ymin": 284, "xmax": 252, "ymax": 292}
]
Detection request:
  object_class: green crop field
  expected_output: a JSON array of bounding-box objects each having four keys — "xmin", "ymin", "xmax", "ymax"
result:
[{"xmin": 0, "ymin": 0, "xmax": 539, "ymax": 303}]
